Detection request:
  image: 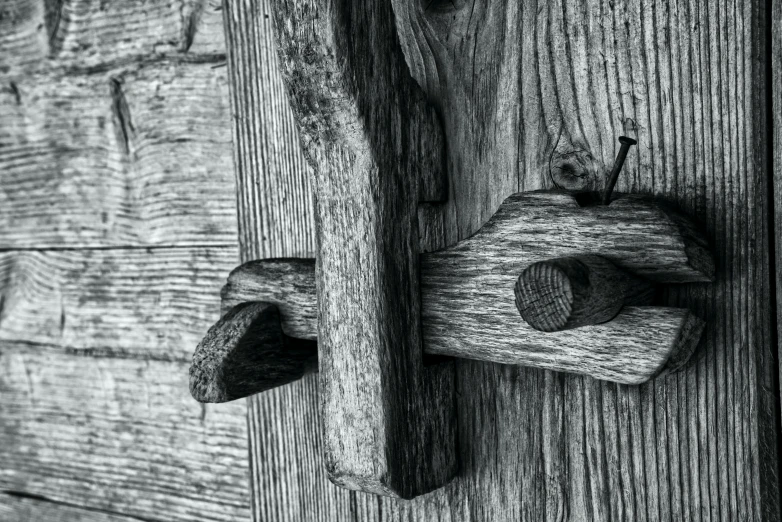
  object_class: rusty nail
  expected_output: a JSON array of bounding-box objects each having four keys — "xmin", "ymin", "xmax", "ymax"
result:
[{"xmin": 602, "ymin": 136, "xmax": 637, "ymax": 205}]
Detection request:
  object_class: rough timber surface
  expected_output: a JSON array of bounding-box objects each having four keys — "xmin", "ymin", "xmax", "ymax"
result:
[
  {"xmin": 230, "ymin": 0, "xmax": 778, "ymax": 520},
  {"xmin": 0, "ymin": 60, "xmax": 237, "ymax": 249},
  {"xmin": 0, "ymin": 493, "xmax": 145, "ymax": 522},
  {"xmin": 1, "ymin": 2, "xmax": 251, "ymax": 520},
  {"xmin": 0, "ymin": 247, "xmax": 238, "ymax": 359},
  {"xmin": 0, "ymin": 342, "xmax": 251, "ymax": 522}
]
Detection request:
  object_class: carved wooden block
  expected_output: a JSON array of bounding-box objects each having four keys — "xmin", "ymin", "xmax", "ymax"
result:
[{"xmin": 420, "ymin": 191, "xmax": 712, "ymax": 383}]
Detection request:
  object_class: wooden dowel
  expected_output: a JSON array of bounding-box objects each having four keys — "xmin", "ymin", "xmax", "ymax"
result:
[
  {"xmin": 514, "ymin": 255, "xmax": 655, "ymax": 332},
  {"xmin": 190, "ymin": 301, "xmax": 317, "ymax": 403}
]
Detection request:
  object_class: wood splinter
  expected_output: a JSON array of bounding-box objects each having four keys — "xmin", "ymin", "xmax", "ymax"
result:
[{"xmin": 515, "ymin": 255, "xmax": 655, "ymax": 332}]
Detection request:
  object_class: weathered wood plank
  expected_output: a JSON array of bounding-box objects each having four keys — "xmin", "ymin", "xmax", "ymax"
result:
[
  {"xmin": 0, "ymin": 342, "xmax": 251, "ymax": 522},
  {"xmin": 0, "ymin": 494, "xmax": 146, "ymax": 522},
  {"xmin": 211, "ymin": 250, "xmax": 704, "ymax": 386},
  {"xmin": 775, "ymin": 2, "xmax": 782, "ymax": 514},
  {"xmin": 0, "ymin": 247, "xmax": 237, "ymax": 360},
  {"xmin": 229, "ymin": 0, "xmax": 778, "ymax": 519},
  {"xmin": 0, "ymin": 0, "xmax": 224, "ymax": 74},
  {"xmin": 0, "ymin": 61, "xmax": 237, "ymax": 248}
]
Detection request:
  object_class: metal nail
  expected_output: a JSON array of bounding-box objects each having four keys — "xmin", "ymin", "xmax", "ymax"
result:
[{"xmin": 602, "ymin": 136, "xmax": 637, "ymax": 205}]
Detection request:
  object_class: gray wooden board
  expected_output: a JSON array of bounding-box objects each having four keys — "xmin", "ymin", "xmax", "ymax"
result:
[
  {"xmin": 0, "ymin": 493, "xmax": 151, "ymax": 522},
  {"xmin": 0, "ymin": 342, "xmax": 251, "ymax": 522},
  {"xmin": 0, "ymin": 247, "xmax": 250, "ymax": 522},
  {"xmin": 1, "ymin": 2, "xmax": 254, "ymax": 520},
  {"xmin": 0, "ymin": 60, "xmax": 237, "ymax": 248},
  {"xmin": 774, "ymin": 0, "xmax": 782, "ymax": 513},
  {"xmin": 0, "ymin": 247, "xmax": 238, "ymax": 360},
  {"xmin": 228, "ymin": 0, "xmax": 779, "ymax": 519},
  {"xmin": 0, "ymin": 0, "xmax": 225, "ymax": 74}
]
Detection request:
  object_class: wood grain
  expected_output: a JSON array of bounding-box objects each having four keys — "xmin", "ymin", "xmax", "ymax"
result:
[
  {"xmin": 0, "ymin": 0, "xmax": 225, "ymax": 74},
  {"xmin": 0, "ymin": 342, "xmax": 251, "ymax": 522},
  {"xmin": 267, "ymin": 0, "xmax": 456, "ymax": 498},
  {"xmin": 1, "ymin": 1, "xmax": 253, "ymax": 520},
  {"xmin": 229, "ymin": 0, "xmax": 779, "ymax": 519},
  {"xmin": 0, "ymin": 493, "xmax": 148, "ymax": 522},
  {"xmin": 0, "ymin": 247, "xmax": 237, "ymax": 360},
  {"xmin": 0, "ymin": 61, "xmax": 237, "ymax": 248},
  {"xmin": 774, "ymin": 0, "xmax": 782, "ymax": 501}
]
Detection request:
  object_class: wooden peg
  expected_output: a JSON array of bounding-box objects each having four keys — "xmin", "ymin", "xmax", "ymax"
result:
[
  {"xmin": 189, "ymin": 302, "xmax": 317, "ymax": 403},
  {"xmin": 515, "ymin": 255, "xmax": 655, "ymax": 332}
]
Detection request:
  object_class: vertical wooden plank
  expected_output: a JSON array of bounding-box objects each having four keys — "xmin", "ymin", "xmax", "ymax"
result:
[{"xmin": 773, "ymin": 0, "xmax": 782, "ymax": 519}]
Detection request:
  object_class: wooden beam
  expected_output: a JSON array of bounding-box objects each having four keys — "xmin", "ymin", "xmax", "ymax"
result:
[
  {"xmin": 265, "ymin": 0, "xmax": 455, "ymax": 498},
  {"xmin": 0, "ymin": 247, "xmax": 237, "ymax": 360},
  {"xmin": 0, "ymin": 62, "xmax": 237, "ymax": 248},
  {"xmin": 0, "ymin": 343, "xmax": 251, "ymax": 522},
  {"xmin": 0, "ymin": 0, "xmax": 225, "ymax": 74},
  {"xmin": 0, "ymin": 493, "xmax": 145, "ymax": 522}
]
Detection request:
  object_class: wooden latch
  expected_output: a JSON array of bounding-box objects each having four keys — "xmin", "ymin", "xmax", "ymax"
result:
[
  {"xmin": 190, "ymin": 0, "xmax": 714, "ymax": 502},
  {"xmin": 190, "ymin": 189, "xmax": 713, "ymax": 498}
]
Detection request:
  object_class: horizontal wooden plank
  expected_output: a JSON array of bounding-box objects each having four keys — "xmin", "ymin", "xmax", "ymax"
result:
[
  {"xmin": 0, "ymin": 61, "xmax": 237, "ymax": 248},
  {"xmin": 0, "ymin": 247, "xmax": 238, "ymax": 360},
  {"xmin": 0, "ymin": 342, "xmax": 251, "ymax": 522},
  {"xmin": 217, "ymin": 256, "xmax": 703, "ymax": 385},
  {"xmin": 0, "ymin": 0, "xmax": 225, "ymax": 74},
  {"xmin": 0, "ymin": 0, "xmax": 48, "ymax": 72},
  {"xmin": 0, "ymin": 494, "xmax": 146, "ymax": 522}
]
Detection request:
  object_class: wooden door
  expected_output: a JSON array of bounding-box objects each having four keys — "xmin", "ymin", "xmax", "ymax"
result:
[{"xmin": 223, "ymin": 0, "xmax": 780, "ymax": 520}]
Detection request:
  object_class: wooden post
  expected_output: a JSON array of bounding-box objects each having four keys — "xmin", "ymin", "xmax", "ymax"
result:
[{"xmin": 267, "ymin": 0, "xmax": 455, "ymax": 499}]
